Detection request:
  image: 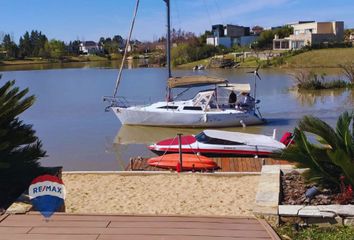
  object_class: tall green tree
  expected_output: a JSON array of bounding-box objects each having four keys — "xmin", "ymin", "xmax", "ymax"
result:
[
  {"xmin": 0, "ymin": 75, "xmax": 46, "ymax": 208},
  {"xmin": 2, "ymin": 34, "xmax": 18, "ymax": 59},
  {"xmin": 274, "ymin": 112, "xmax": 354, "ymax": 188},
  {"xmin": 19, "ymin": 31, "xmax": 32, "ymax": 58},
  {"xmin": 30, "ymin": 30, "xmax": 48, "ymax": 57},
  {"xmin": 67, "ymin": 40, "xmax": 81, "ymax": 56}
]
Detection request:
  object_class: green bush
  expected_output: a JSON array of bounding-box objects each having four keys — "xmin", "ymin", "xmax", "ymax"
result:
[
  {"xmin": 290, "ymin": 70, "xmax": 350, "ymax": 90},
  {"xmin": 0, "ymin": 75, "xmax": 46, "ymax": 209},
  {"xmin": 171, "ymin": 43, "xmax": 221, "ymax": 66},
  {"xmin": 274, "ymin": 111, "xmax": 354, "ymax": 189}
]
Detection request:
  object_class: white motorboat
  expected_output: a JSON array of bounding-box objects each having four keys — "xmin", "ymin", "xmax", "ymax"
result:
[
  {"xmin": 148, "ymin": 130, "xmax": 294, "ymax": 157},
  {"xmin": 104, "ymin": 0, "xmax": 264, "ymax": 128}
]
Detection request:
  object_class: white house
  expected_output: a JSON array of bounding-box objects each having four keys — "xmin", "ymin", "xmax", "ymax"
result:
[
  {"xmin": 206, "ymin": 24, "xmax": 258, "ymax": 48},
  {"xmin": 79, "ymin": 41, "xmax": 102, "ymax": 55},
  {"xmin": 273, "ymin": 21, "xmax": 344, "ymax": 50}
]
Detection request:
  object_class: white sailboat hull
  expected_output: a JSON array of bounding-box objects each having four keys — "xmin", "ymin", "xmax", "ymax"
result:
[{"xmin": 112, "ymin": 105, "xmax": 264, "ymax": 127}]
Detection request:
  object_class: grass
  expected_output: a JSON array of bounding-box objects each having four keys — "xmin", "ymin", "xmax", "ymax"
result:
[
  {"xmin": 0, "ymin": 55, "xmax": 109, "ymax": 66},
  {"xmin": 176, "ymin": 47, "xmax": 354, "ymax": 69},
  {"xmin": 276, "ymin": 225, "xmax": 354, "ymax": 240},
  {"xmin": 285, "ymin": 48, "xmax": 354, "ymax": 68},
  {"xmin": 175, "ymin": 58, "xmax": 211, "ymax": 69}
]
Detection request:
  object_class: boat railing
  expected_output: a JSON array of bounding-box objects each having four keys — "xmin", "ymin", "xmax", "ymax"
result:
[
  {"xmin": 103, "ymin": 96, "xmax": 163, "ymax": 111},
  {"xmin": 103, "ymin": 96, "xmax": 131, "ymax": 110}
]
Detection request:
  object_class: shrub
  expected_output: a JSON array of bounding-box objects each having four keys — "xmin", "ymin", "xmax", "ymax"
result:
[
  {"xmin": 290, "ymin": 70, "xmax": 350, "ymax": 90},
  {"xmin": 0, "ymin": 75, "xmax": 46, "ymax": 209},
  {"xmin": 339, "ymin": 62, "xmax": 354, "ymax": 83},
  {"xmin": 274, "ymin": 111, "xmax": 354, "ymax": 189}
]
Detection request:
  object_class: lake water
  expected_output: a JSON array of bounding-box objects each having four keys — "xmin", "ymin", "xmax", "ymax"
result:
[{"xmin": 1, "ymin": 65, "xmax": 353, "ymax": 170}]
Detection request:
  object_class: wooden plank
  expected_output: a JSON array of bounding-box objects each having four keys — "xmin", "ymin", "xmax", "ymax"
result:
[
  {"xmin": 229, "ymin": 158, "xmax": 236, "ymax": 172},
  {"xmin": 30, "ymin": 227, "xmax": 272, "ymax": 238},
  {"xmin": 99, "ymin": 235, "xmax": 271, "ymax": 240},
  {"xmin": 258, "ymin": 219, "xmax": 281, "ymax": 240},
  {"xmin": 0, "ymin": 234, "xmax": 99, "ymax": 240},
  {"xmin": 255, "ymin": 159, "xmax": 262, "ymax": 172},
  {"xmin": 253, "ymin": 158, "xmax": 260, "ymax": 172},
  {"xmin": 222, "ymin": 158, "xmax": 231, "ymax": 172},
  {"xmin": 240, "ymin": 158, "xmax": 245, "ymax": 172},
  {"xmin": 1, "ymin": 220, "xmax": 109, "ymax": 228},
  {"xmin": 20, "ymin": 214, "xmax": 259, "ymax": 224},
  {"xmin": 0, "ymin": 214, "xmax": 9, "ymax": 223},
  {"xmin": 0, "ymin": 226, "xmax": 32, "ymax": 234},
  {"xmin": 108, "ymin": 221, "xmax": 265, "ymax": 231}
]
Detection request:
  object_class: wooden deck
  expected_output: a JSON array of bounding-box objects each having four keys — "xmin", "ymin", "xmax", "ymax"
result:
[
  {"xmin": 126, "ymin": 157, "xmax": 290, "ymax": 172},
  {"xmin": 0, "ymin": 212, "xmax": 280, "ymax": 239}
]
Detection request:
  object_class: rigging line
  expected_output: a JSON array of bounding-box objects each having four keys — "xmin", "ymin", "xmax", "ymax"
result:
[{"xmin": 113, "ymin": 0, "xmax": 140, "ymax": 98}]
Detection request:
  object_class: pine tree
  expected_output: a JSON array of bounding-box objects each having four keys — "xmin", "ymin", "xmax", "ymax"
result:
[{"xmin": 0, "ymin": 75, "xmax": 46, "ymax": 209}]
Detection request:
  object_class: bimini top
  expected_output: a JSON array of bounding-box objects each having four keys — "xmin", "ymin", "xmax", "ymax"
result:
[
  {"xmin": 202, "ymin": 130, "xmax": 285, "ymax": 148},
  {"xmin": 168, "ymin": 75, "xmax": 227, "ymax": 88},
  {"xmin": 217, "ymin": 83, "xmax": 251, "ymax": 93}
]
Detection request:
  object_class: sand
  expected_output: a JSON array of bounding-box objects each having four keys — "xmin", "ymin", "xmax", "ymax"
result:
[{"xmin": 62, "ymin": 173, "xmax": 260, "ymax": 217}]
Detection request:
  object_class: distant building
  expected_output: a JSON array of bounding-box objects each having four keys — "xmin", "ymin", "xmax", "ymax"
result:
[
  {"xmin": 206, "ymin": 24, "xmax": 257, "ymax": 48},
  {"xmin": 79, "ymin": 41, "xmax": 102, "ymax": 55},
  {"xmin": 251, "ymin": 26, "xmax": 264, "ymax": 35},
  {"xmin": 349, "ymin": 33, "xmax": 354, "ymax": 42},
  {"xmin": 273, "ymin": 21, "xmax": 344, "ymax": 50}
]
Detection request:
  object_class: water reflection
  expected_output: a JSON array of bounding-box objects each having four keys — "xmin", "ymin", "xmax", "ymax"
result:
[
  {"xmin": 290, "ymin": 88, "xmax": 351, "ymax": 107},
  {"xmin": 114, "ymin": 124, "xmax": 280, "ymax": 145},
  {"xmin": 0, "ymin": 59, "xmax": 154, "ymax": 72}
]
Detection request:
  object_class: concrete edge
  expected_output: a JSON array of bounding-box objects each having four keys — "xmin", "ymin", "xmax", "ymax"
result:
[
  {"xmin": 253, "ymin": 165, "xmax": 294, "ymax": 226},
  {"xmin": 62, "ymin": 171, "xmax": 261, "ymax": 176}
]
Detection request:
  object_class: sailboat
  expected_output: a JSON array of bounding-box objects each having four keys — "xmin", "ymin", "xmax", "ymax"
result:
[{"xmin": 104, "ymin": 0, "xmax": 265, "ymax": 128}]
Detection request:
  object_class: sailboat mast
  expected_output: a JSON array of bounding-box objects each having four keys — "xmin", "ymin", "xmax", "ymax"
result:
[{"xmin": 165, "ymin": 0, "xmax": 172, "ymax": 78}]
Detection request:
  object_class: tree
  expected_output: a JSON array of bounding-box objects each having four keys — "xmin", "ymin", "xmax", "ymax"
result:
[
  {"xmin": 30, "ymin": 30, "xmax": 48, "ymax": 57},
  {"xmin": 253, "ymin": 26, "xmax": 293, "ymax": 50},
  {"xmin": 67, "ymin": 40, "xmax": 81, "ymax": 56},
  {"xmin": 274, "ymin": 111, "xmax": 354, "ymax": 189},
  {"xmin": 0, "ymin": 75, "xmax": 46, "ymax": 208},
  {"xmin": 19, "ymin": 31, "xmax": 32, "ymax": 58},
  {"xmin": 2, "ymin": 34, "xmax": 18, "ymax": 59},
  {"xmin": 45, "ymin": 39, "xmax": 66, "ymax": 59}
]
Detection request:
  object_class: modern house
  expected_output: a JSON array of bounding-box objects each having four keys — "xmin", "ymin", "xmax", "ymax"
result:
[
  {"xmin": 206, "ymin": 24, "xmax": 258, "ymax": 48},
  {"xmin": 79, "ymin": 41, "xmax": 102, "ymax": 55},
  {"xmin": 273, "ymin": 21, "xmax": 344, "ymax": 50}
]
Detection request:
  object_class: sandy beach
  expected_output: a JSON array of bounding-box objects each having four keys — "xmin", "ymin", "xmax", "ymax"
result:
[{"xmin": 62, "ymin": 173, "xmax": 260, "ymax": 217}]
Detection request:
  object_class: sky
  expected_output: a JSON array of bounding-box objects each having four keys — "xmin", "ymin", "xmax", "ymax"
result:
[{"xmin": 1, "ymin": 0, "xmax": 354, "ymax": 43}]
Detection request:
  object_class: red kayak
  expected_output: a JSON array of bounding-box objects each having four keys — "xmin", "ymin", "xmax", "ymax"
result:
[{"xmin": 147, "ymin": 153, "xmax": 218, "ymax": 171}]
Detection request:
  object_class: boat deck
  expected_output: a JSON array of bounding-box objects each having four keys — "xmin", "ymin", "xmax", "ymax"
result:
[
  {"xmin": 0, "ymin": 212, "xmax": 280, "ymax": 239},
  {"xmin": 126, "ymin": 157, "xmax": 290, "ymax": 172}
]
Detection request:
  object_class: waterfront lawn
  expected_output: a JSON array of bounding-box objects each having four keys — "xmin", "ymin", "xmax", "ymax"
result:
[
  {"xmin": 285, "ymin": 48, "xmax": 354, "ymax": 68},
  {"xmin": 276, "ymin": 225, "xmax": 354, "ymax": 240}
]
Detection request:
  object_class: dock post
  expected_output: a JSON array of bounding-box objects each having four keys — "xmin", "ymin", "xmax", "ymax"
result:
[{"xmin": 177, "ymin": 133, "xmax": 183, "ymax": 171}]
